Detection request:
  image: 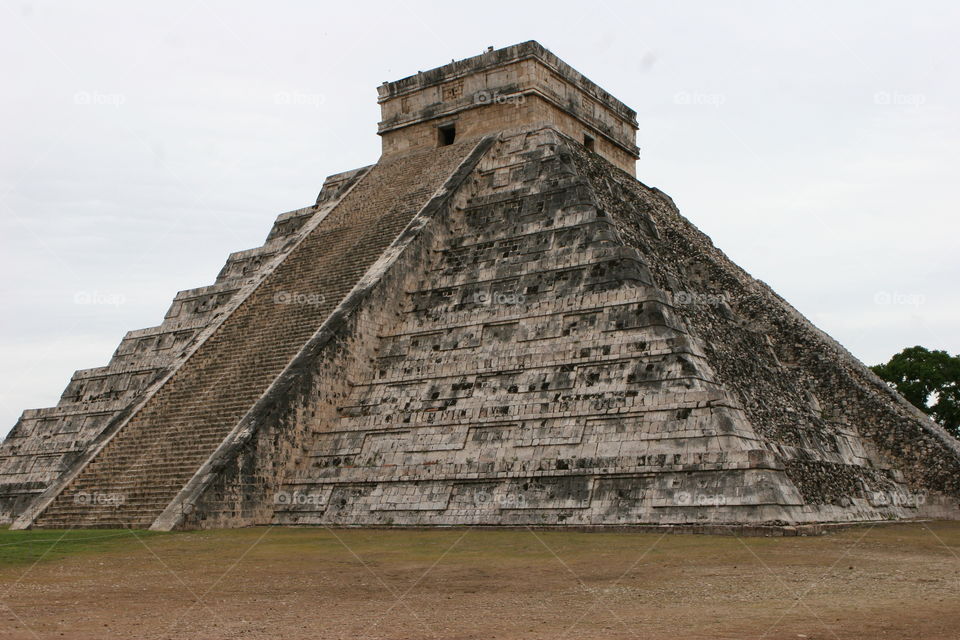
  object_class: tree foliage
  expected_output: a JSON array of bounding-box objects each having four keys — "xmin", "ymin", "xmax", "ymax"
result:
[{"xmin": 871, "ymin": 346, "xmax": 960, "ymax": 439}]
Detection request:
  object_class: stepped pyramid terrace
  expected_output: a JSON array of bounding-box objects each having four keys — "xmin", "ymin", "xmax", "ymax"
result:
[{"xmin": 2, "ymin": 41, "xmax": 959, "ymax": 531}]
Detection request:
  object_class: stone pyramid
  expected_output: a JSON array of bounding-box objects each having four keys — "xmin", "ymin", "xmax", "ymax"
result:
[{"xmin": 3, "ymin": 42, "xmax": 958, "ymax": 531}]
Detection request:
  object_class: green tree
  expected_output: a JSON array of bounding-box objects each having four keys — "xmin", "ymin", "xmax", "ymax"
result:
[{"xmin": 871, "ymin": 346, "xmax": 960, "ymax": 439}]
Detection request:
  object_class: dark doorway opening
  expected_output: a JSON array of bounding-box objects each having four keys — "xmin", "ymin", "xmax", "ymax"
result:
[
  {"xmin": 438, "ymin": 124, "xmax": 457, "ymax": 146},
  {"xmin": 583, "ymin": 134, "xmax": 595, "ymax": 152}
]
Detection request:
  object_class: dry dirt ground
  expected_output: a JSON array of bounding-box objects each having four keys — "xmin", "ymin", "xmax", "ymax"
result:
[{"xmin": 0, "ymin": 522, "xmax": 958, "ymax": 639}]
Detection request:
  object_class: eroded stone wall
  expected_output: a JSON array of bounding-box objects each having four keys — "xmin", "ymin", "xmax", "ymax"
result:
[
  {"xmin": 574, "ymin": 143, "xmax": 960, "ymax": 520},
  {"xmin": 250, "ymin": 129, "xmax": 904, "ymax": 528}
]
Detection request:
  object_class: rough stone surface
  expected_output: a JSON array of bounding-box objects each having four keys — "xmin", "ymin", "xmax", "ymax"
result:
[
  {"xmin": 266, "ymin": 128, "xmax": 960, "ymax": 527},
  {"xmin": 4, "ymin": 41, "xmax": 959, "ymax": 530}
]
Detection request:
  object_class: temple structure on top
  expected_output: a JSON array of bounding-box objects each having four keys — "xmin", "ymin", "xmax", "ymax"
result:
[
  {"xmin": 2, "ymin": 42, "xmax": 958, "ymax": 532},
  {"xmin": 377, "ymin": 41, "xmax": 639, "ymax": 174}
]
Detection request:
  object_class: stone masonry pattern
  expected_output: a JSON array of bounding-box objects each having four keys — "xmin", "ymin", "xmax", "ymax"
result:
[
  {"xmin": 264, "ymin": 129, "xmax": 960, "ymax": 528},
  {"xmin": 5, "ymin": 126, "xmax": 960, "ymax": 529}
]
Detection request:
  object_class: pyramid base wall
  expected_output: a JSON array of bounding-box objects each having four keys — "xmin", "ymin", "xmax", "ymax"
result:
[{"xmin": 273, "ymin": 470, "xmax": 958, "ymax": 529}]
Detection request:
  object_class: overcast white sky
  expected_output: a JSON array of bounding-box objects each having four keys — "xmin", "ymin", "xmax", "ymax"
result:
[{"xmin": 1, "ymin": 0, "xmax": 957, "ymax": 437}]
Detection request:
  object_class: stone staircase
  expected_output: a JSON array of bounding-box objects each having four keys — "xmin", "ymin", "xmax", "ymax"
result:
[
  {"xmin": 0, "ymin": 168, "xmax": 368, "ymax": 524},
  {"xmin": 27, "ymin": 142, "xmax": 476, "ymax": 528}
]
